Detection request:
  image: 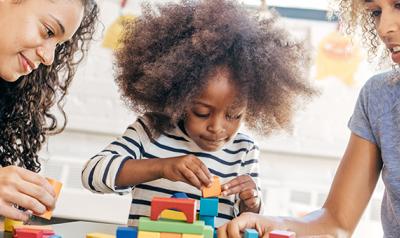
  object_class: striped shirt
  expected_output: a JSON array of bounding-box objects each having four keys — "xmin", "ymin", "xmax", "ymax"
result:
[{"xmin": 81, "ymin": 116, "xmax": 261, "ymax": 227}]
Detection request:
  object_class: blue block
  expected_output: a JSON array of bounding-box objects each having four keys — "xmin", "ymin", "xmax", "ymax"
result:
[
  {"xmin": 200, "ymin": 198, "xmax": 218, "ymax": 216},
  {"xmin": 199, "ymin": 215, "xmax": 215, "ymax": 227},
  {"xmin": 244, "ymin": 229, "xmax": 258, "ymax": 238},
  {"xmin": 48, "ymin": 236, "xmax": 62, "ymax": 238},
  {"xmin": 116, "ymin": 226, "xmax": 137, "ymax": 238},
  {"xmin": 171, "ymin": 192, "xmax": 189, "ymax": 199}
]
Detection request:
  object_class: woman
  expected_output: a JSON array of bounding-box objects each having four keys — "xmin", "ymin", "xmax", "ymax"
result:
[{"xmin": 0, "ymin": 0, "xmax": 98, "ymax": 221}]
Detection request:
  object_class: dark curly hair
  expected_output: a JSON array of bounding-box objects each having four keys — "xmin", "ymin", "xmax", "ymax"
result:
[
  {"xmin": 0, "ymin": 0, "xmax": 99, "ymax": 172},
  {"xmin": 115, "ymin": 0, "xmax": 316, "ymax": 137}
]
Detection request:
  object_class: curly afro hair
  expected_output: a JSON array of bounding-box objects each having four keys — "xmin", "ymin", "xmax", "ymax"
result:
[
  {"xmin": 115, "ymin": 0, "xmax": 316, "ymax": 137},
  {"xmin": 0, "ymin": 0, "xmax": 99, "ymax": 172}
]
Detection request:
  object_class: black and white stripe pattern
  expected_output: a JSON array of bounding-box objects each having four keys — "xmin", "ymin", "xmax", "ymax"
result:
[{"xmin": 81, "ymin": 117, "xmax": 261, "ymax": 227}]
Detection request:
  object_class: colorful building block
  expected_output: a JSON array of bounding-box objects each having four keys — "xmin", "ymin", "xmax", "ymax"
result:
[
  {"xmin": 268, "ymin": 230, "xmax": 296, "ymax": 238},
  {"xmin": 160, "ymin": 209, "xmax": 187, "ymax": 221},
  {"xmin": 202, "ymin": 225, "xmax": 213, "ymax": 238},
  {"xmin": 39, "ymin": 178, "xmax": 63, "ymax": 220},
  {"xmin": 14, "ymin": 227, "xmax": 54, "ymax": 236},
  {"xmin": 47, "ymin": 235, "xmax": 62, "ymax": 238},
  {"xmin": 171, "ymin": 193, "xmax": 189, "ymax": 199},
  {"xmin": 13, "ymin": 228, "xmax": 43, "ymax": 238},
  {"xmin": 201, "ymin": 177, "xmax": 221, "ymax": 198},
  {"xmin": 199, "ymin": 216, "xmax": 214, "ymax": 228},
  {"xmin": 138, "ymin": 217, "xmax": 205, "ymax": 235},
  {"xmin": 86, "ymin": 233, "xmax": 116, "ymax": 238},
  {"xmin": 116, "ymin": 226, "xmax": 137, "ymax": 238},
  {"xmin": 199, "ymin": 198, "xmax": 218, "ymax": 216},
  {"xmin": 150, "ymin": 197, "xmax": 197, "ymax": 223},
  {"xmin": 160, "ymin": 232, "xmax": 182, "ymax": 238},
  {"xmin": 244, "ymin": 229, "xmax": 258, "ymax": 238},
  {"xmin": 181, "ymin": 234, "xmax": 203, "ymax": 238},
  {"xmin": 3, "ymin": 217, "xmax": 23, "ymax": 232},
  {"xmin": 138, "ymin": 231, "xmax": 161, "ymax": 238}
]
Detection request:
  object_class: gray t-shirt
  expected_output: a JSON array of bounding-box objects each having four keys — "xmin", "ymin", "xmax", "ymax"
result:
[{"xmin": 348, "ymin": 70, "xmax": 400, "ymax": 237}]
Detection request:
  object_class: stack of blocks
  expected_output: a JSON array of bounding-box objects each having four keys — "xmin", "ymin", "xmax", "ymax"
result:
[{"xmin": 3, "ymin": 219, "xmax": 63, "ymax": 238}]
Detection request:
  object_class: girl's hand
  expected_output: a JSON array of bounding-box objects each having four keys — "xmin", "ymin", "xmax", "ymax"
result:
[
  {"xmin": 0, "ymin": 166, "xmax": 56, "ymax": 221},
  {"xmin": 221, "ymin": 174, "xmax": 261, "ymax": 212},
  {"xmin": 160, "ymin": 155, "xmax": 213, "ymax": 189},
  {"xmin": 218, "ymin": 212, "xmax": 272, "ymax": 238}
]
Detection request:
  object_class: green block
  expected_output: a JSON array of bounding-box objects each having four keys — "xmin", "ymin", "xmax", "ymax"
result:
[
  {"xmin": 203, "ymin": 225, "xmax": 214, "ymax": 238},
  {"xmin": 138, "ymin": 217, "xmax": 205, "ymax": 234}
]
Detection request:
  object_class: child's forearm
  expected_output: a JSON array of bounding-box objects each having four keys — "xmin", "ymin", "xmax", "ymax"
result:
[{"xmin": 115, "ymin": 159, "xmax": 164, "ymax": 187}]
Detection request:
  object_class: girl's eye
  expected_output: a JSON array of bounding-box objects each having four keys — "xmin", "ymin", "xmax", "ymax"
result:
[
  {"xmin": 193, "ymin": 111, "xmax": 209, "ymax": 118},
  {"xmin": 226, "ymin": 114, "xmax": 242, "ymax": 120},
  {"xmin": 395, "ymin": 3, "xmax": 400, "ymax": 9}
]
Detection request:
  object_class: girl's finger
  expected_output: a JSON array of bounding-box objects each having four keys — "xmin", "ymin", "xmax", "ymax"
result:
[{"xmin": 180, "ymin": 167, "xmax": 202, "ymax": 189}]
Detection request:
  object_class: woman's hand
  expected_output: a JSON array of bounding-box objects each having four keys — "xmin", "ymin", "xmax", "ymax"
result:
[{"xmin": 0, "ymin": 166, "xmax": 56, "ymax": 221}]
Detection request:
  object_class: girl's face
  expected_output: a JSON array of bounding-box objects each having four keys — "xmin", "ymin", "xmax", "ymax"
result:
[
  {"xmin": 0, "ymin": 0, "xmax": 84, "ymax": 82},
  {"xmin": 364, "ymin": 0, "xmax": 400, "ymax": 63},
  {"xmin": 184, "ymin": 67, "xmax": 246, "ymax": 152}
]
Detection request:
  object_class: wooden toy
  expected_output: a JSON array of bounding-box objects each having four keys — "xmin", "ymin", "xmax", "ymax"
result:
[
  {"xmin": 171, "ymin": 193, "xmax": 189, "ymax": 199},
  {"xmin": 199, "ymin": 216, "xmax": 214, "ymax": 228},
  {"xmin": 181, "ymin": 234, "xmax": 203, "ymax": 238},
  {"xmin": 39, "ymin": 178, "xmax": 63, "ymax": 220},
  {"xmin": 139, "ymin": 217, "xmax": 205, "ymax": 235},
  {"xmin": 14, "ymin": 227, "xmax": 54, "ymax": 236},
  {"xmin": 3, "ymin": 217, "xmax": 23, "ymax": 232},
  {"xmin": 13, "ymin": 228, "xmax": 43, "ymax": 238},
  {"xmin": 116, "ymin": 226, "xmax": 137, "ymax": 238},
  {"xmin": 199, "ymin": 198, "xmax": 218, "ymax": 216},
  {"xmin": 244, "ymin": 229, "xmax": 258, "ymax": 238},
  {"xmin": 201, "ymin": 177, "xmax": 221, "ymax": 198},
  {"xmin": 150, "ymin": 197, "xmax": 196, "ymax": 223},
  {"xmin": 138, "ymin": 231, "xmax": 161, "ymax": 238},
  {"xmin": 268, "ymin": 230, "xmax": 296, "ymax": 238},
  {"xmin": 86, "ymin": 232, "xmax": 116, "ymax": 238},
  {"xmin": 160, "ymin": 209, "xmax": 187, "ymax": 221},
  {"xmin": 160, "ymin": 232, "xmax": 182, "ymax": 238}
]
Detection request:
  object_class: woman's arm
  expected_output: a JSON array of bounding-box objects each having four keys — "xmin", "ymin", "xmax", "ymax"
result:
[{"xmin": 219, "ymin": 133, "xmax": 382, "ymax": 237}]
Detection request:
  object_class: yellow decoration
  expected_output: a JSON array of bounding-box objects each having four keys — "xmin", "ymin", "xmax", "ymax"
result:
[
  {"xmin": 160, "ymin": 209, "xmax": 187, "ymax": 221},
  {"xmin": 4, "ymin": 218, "xmax": 23, "ymax": 232},
  {"xmin": 102, "ymin": 14, "xmax": 135, "ymax": 50},
  {"xmin": 315, "ymin": 30, "xmax": 361, "ymax": 86}
]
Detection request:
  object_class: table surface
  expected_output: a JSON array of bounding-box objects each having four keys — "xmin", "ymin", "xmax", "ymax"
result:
[{"xmin": 0, "ymin": 221, "xmax": 120, "ymax": 238}]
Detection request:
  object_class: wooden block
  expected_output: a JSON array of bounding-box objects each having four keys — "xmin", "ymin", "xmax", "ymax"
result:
[
  {"xmin": 151, "ymin": 197, "xmax": 196, "ymax": 223},
  {"xmin": 199, "ymin": 198, "xmax": 218, "ymax": 217},
  {"xmin": 199, "ymin": 216, "xmax": 214, "ymax": 228},
  {"xmin": 14, "ymin": 227, "xmax": 54, "ymax": 236},
  {"xmin": 13, "ymin": 228, "xmax": 43, "ymax": 238},
  {"xmin": 86, "ymin": 232, "xmax": 116, "ymax": 238},
  {"xmin": 138, "ymin": 217, "xmax": 205, "ymax": 235},
  {"xmin": 202, "ymin": 226, "xmax": 213, "ymax": 238},
  {"xmin": 269, "ymin": 230, "xmax": 296, "ymax": 238},
  {"xmin": 160, "ymin": 232, "xmax": 182, "ymax": 238},
  {"xmin": 116, "ymin": 227, "xmax": 137, "ymax": 238},
  {"xmin": 201, "ymin": 177, "xmax": 221, "ymax": 198},
  {"xmin": 244, "ymin": 229, "xmax": 258, "ymax": 238},
  {"xmin": 3, "ymin": 218, "xmax": 23, "ymax": 232},
  {"xmin": 160, "ymin": 209, "xmax": 187, "ymax": 221},
  {"xmin": 171, "ymin": 193, "xmax": 189, "ymax": 199},
  {"xmin": 138, "ymin": 231, "xmax": 161, "ymax": 238},
  {"xmin": 181, "ymin": 234, "xmax": 203, "ymax": 238},
  {"xmin": 39, "ymin": 178, "xmax": 63, "ymax": 220}
]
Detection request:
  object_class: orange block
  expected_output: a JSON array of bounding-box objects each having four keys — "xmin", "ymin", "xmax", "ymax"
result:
[
  {"xmin": 202, "ymin": 176, "xmax": 221, "ymax": 198},
  {"xmin": 160, "ymin": 232, "xmax": 182, "ymax": 238},
  {"xmin": 38, "ymin": 178, "xmax": 63, "ymax": 220}
]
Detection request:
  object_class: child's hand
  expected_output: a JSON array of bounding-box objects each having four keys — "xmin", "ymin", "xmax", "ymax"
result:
[
  {"xmin": 221, "ymin": 175, "xmax": 261, "ymax": 212},
  {"xmin": 160, "ymin": 155, "xmax": 213, "ymax": 189}
]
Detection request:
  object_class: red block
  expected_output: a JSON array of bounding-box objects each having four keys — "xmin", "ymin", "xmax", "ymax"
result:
[
  {"xmin": 13, "ymin": 228, "xmax": 43, "ymax": 238},
  {"xmin": 150, "ymin": 197, "xmax": 196, "ymax": 223},
  {"xmin": 269, "ymin": 230, "xmax": 296, "ymax": 238}
]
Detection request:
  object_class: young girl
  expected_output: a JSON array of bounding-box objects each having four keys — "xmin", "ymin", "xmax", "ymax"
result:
[
  {"xmin": 81, "ymin": 0, "xmax": 315, "ymax": 227},
  {"xmin": 0, "ymin": 0, "xmax": 98, "ymax": 221},
  {"xmin": 219, "ymin": 0, "xmax": 400, "ymax": 237}
]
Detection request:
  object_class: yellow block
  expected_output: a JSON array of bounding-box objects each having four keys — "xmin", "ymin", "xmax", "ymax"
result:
[
  {"xmin": 182, "ymin": 234, "xmax": 203, "ymax": 238},
  {"xmin": 138, "ymin": 231, "xmax": 161, "ymax": 238},
  {"xmin": 4, "ymin": 218, "xmax": 23, "ymax": 232},
  {"xmin": 160, "ymin": 209, "xmax": 187, "ymax": 221},
  {"xmin": 160, "ymin": 232, "xmax": 182, "ymax": 238},
  {"xmin": 86, "ymin": 232, "xmax": 116, "ymax": 238}
]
